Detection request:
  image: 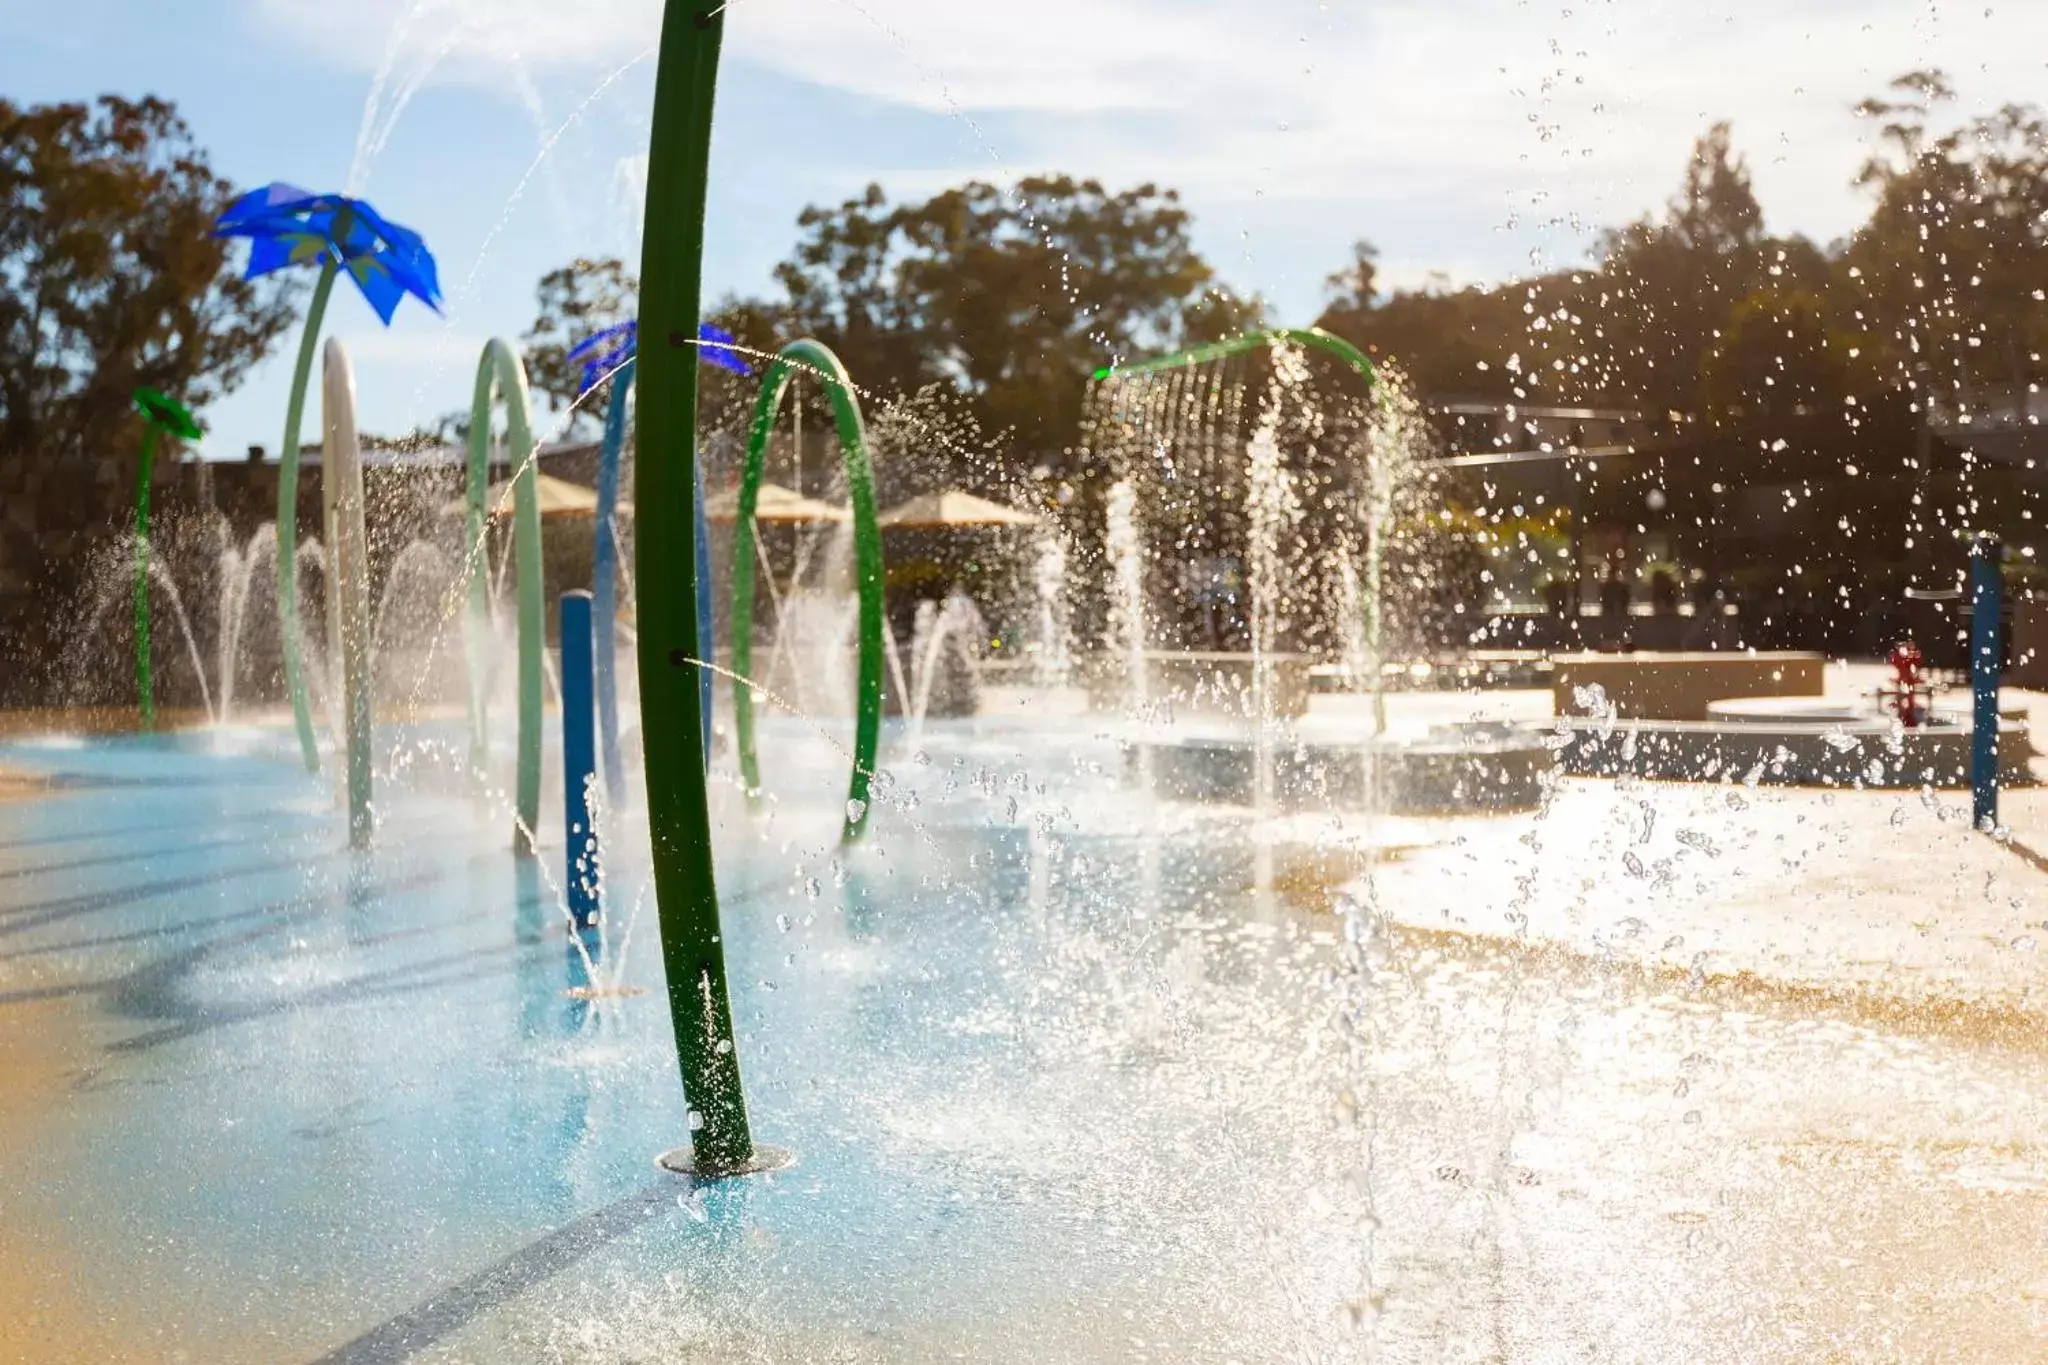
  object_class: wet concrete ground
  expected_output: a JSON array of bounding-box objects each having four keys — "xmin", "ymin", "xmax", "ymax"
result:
[{"xmin": 2, "ymin": 709, "xmax": 2047, "ymax": 1360}]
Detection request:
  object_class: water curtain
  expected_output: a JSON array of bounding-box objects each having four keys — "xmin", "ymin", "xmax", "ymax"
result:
[
  {"xmin": 129, "ymin": 389, "xmax": 202, "ymax": 731},
  {"xmin": 730, "ymin": 340, "xmax": 887, "ymax": 844},
  {"xmin": 465, "ymin": 339, "xmax": 546, "ymax": 855},
  {"xmin": 633, "ymin": 0, "xmax": 765, "ymax": 1176},
  {"xmin": 1094, "ymin": 326, "xmax": 1389, "ymax": 732}
]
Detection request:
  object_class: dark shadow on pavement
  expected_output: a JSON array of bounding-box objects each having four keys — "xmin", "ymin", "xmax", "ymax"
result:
[
  {"xmin": 307, "ymin": 1183, "xmax": 682, "ymax": 1365},
  {"xmin": 1998, "ymin": 835, "xmax": 2048, "ymax": 876}
]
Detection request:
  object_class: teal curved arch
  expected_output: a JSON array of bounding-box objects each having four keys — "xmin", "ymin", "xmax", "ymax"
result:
[
  {"xmin": 464, "ymin": 338, "xmax": 546, "ymax": 854},
  {"xmin": 729, "ymin": 339, "xmax": 885, "ymax": 844}
]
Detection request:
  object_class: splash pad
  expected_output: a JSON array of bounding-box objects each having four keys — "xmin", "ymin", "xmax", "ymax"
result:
[{"xmin": 10, "ymin": 2, "xmax": 2048, "ymax": 1359}]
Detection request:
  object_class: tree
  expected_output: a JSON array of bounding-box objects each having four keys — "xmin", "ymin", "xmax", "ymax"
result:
[
  {"xmin": 776, "ymin": 176, "xmax": 1222, "ymax": 463},
  {"xmin": 1700, "ymin": 287, "xmax": 1852, "ymax": 423},
  {"xmin": 1583, "ymin": 121, "xmax": 1774, "ymax": 411},
  {"xmin": 1317, "ymin": 274, "xmax": 1534, "ymax": 400},
  {"xmin": 522, "ymin": 255, "xmax": 638, "ymax": 416},
  {"xmin": 1324, "ymin": 240, "xmax": 1381, "ymax": 314},
  {"xmin": 522, "ymin": 256, "xmax": 780, "ymax": 443},
  {"xmin": 1320, "ymin": 126, "xmax": 1790, "ymax": 414},
  {"xmin": 1180, "ymin": 285, "xmax": 1267, "ymax": 346},
  {"xmin": 0, "ymin": 96, "xmax": 296, "ymax": 463},
  {"xmin": 1840, "ymin": 70, "xmax": 2048, "ymax": 402}
]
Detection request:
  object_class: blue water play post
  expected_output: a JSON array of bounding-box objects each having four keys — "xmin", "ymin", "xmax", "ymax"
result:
[
  {"xmin": 561, "ymin": 591, "xmax": 602, "ymax": 931},
  {"xmin": 592, "ymin": 366, "xmax": 633, "ymax": 806},
  {"xmin": 1971, "ymin": 533, "xmax": 2004, "ymax": 829}
]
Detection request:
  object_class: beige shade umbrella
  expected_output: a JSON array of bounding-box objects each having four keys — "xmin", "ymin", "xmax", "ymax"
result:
[
  {"xmin": 440, "ymin": 472, "xmax": 600, "ymax": 520},
  {"xmin": 703, "ymin": 481, "xmax": 851, "ymax": 524},
  {"xmin": 876, "ymin": 489, "xmax": 1040, "ymax": 529}
]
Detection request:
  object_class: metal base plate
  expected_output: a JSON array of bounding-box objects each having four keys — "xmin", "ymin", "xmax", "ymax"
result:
[{"xmin": 656, "ymin": 1143, "xmax": 797, "ymax": 1181}]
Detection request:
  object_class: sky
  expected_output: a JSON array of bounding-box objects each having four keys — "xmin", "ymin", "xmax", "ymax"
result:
[{"xmin": 4, "ymin": 0, "xmax": 2047, "ymax": 458}]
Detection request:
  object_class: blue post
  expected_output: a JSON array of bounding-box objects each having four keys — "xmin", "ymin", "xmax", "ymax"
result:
[
  {"xmin": 694, "ymin": 459, "xmax": 716, "ymax": 757},
  {"xmin": 592, "ymin": 364, "xmax": 633, "ymax": 807},
  {"xmin": 1970, "ymin": 533, "xmax": 2004, "ymax": 830},
  {"xmin": 561, "ymin": 590, "xmax": 602, "ymax": 930}
]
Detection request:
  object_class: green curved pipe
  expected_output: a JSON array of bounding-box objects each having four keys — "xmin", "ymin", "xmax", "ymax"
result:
[
  {"xmin": 730, "ymin": 340, "xmax": 886, "ymax": 844},
  {"xmin": 635, "ymin": 0, "xmax": 759, "ymax": 1175},
  {"xmin": 464, "ymin": 338, "xmax": 546, "ymax": 855},
  {"xmin": 276, "ymin": 259, "xmax": 340, "ymax": 773},
  {"xmin": 1094, "ymin": 326, "xmax": 1390, "ymax": 733},
  {"xmin": 132, "ymin": 424, "xmax": 160, "ymax": 731}
]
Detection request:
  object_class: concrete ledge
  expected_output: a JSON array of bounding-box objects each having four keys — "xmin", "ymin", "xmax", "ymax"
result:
[
  {"xmin": 1553, "ymin": 651, "xmax": 1825, "ymax": 721},
  {"xmin": 1128, "ymin": 728, "xmax": 1553, "ymax": 814},
  {"xmin": 1554, "ymin": 717, "xmax": 2031, "ymax": 789}
]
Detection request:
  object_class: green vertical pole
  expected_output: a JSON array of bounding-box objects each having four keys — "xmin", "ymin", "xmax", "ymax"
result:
[
  {"xmin": 636, "ymin": 0, "xmax": 768, "ymax": 1177},
  {"xmin": 276, "ymin": 259, "xmax": 340, "ymax": 773},
  {"xmin": 132, "ymin": 424, "xmax": 160, "ymax": 731},
  {"xmin": 466, "ymin": 339, "xmax": 547, "ymax": 855}
]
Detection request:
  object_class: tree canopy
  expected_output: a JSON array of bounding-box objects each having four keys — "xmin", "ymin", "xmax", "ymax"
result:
[
  {"xmin": 776, "ymin": 175, "xmax": 1244, "ymax": 459},
  {"xmin": 1317, "ymin": 78, "xmax": 2048, "ymax": 429},
  {"xmin": 0, "ymin": 96, "xmax": 296, "ymax": 463},
  {"xmin": 529, "ymin": 176, "xmax": 1248, "ymax": 471},
  {"xmin": 513, "ymin": 67, "xmax": 2048, "ymax": 544}
]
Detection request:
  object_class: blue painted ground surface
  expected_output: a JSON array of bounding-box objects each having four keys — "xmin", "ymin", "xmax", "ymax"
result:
[
  {"xmin": 0, "ymin": 723, "xmax": 1369, "ymax": 1362},
  {"xmin": 16, "ymin": 723, "xmax": 2048, "ymax": 1359}
]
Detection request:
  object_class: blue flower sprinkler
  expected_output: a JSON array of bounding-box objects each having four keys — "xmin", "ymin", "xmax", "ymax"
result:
[
  {"xmin": 213, "ymin": 184, "xmax": 443, "ymax": 774},
  {"xmin": 572, "ymin": 320, "xmax": 748, "ymax": 802}
]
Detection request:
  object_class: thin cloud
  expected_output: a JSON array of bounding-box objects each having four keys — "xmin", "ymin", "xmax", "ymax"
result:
[{"xmin": 255, "ymin": 0, "xmax": 2048, "ymax": 281}]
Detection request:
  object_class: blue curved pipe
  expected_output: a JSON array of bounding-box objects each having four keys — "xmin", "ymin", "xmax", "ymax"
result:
[
  {"xmin": 591, "ymin": 358, "xmax": 715, "ymax": 798},
  {"xmin": 592, "ymin": 364, "xmax": 632, "ymax": 805}
]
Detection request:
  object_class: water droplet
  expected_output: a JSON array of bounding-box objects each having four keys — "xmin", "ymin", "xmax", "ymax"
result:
[
  {"xmin": 776, "ymin": 913, "xmax": 793, "ymax": 933},
  {"xmin": 687, "ymin": 1109, "xmax": 704, "ymax": 1131},
  {"xmin": 845, "ymin": 798, "xmax": 868, "ymax": 824},
  {"xmin": 805, "ymin": 877, "xmax": 822, "ymax": 900},
  {"xmin": 1675, "ymin": 829, "xmax": 1720, "ymax": 857}
]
